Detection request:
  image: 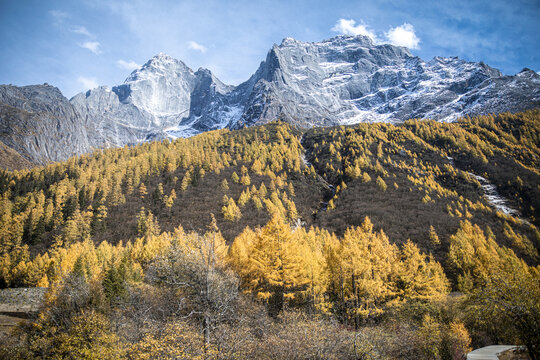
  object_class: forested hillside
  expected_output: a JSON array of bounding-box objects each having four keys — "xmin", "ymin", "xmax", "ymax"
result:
[
  {"xmin": 305, "ymin": 110, "xmax": 540, "ymax": 264},
  {"xmin": 0, "ymin": 110, "xmax": 538, "ymax": 359}
]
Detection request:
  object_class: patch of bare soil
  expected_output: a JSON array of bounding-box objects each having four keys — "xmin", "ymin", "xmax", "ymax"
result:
[{"xmin": 498, "ymin": 348, "xmax": 531, "ymax": 360}]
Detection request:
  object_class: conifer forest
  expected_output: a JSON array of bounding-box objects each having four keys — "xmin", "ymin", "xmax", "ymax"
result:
[{"xmin": 0, "ymin": 110, "xmax": 539, "ymax": 359}]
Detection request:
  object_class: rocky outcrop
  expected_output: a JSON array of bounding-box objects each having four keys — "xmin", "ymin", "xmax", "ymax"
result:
[
  {"xmin": 1, "ymin": 35, "xmax": 539, "ymax": 166},
  {"xmin": 0, "ymin": 84, "xmax": 91, "ymax": 165},
  {"xmin": 234, "ymin": 36, "xmax": 539, "ymax": 127}
]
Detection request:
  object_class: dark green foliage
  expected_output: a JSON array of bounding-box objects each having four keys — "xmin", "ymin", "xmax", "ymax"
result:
[{"xmin": 102, "ymin": 263, "xmax": 128, "ymax": 303}]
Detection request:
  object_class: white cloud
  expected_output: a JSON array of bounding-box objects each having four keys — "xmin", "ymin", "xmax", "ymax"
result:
[
  {"xmin": 80, "ymin": 41, "xmax": 102, "ymax": 54},
  {"xmin": 187, "ymin": 41, "xmax": 207, "ymax": 53},
  {"xmin": 331, "ymin": 18, "xmax": 421, "ymax": 50},
  {"xmin": 385, "ymin": 23, "xmax": 420, "ymax": 49},
  {"xmin": 331, "ymin": 19, "xmax": 378, "ymax": 42},
  {"xmin": 116, "ymin": 59, "xmax": 140, "ymax": 71},
  {"xmin": 77, "ymin": 76, "xmax": 99, "ymax": 90},
  {"xmin": 49, "ymin": 10, "xmax": 69, "ymax": 25},
  {"xmin": 70, "ymin": 25, "xmax": 92, "ymax": 37}
]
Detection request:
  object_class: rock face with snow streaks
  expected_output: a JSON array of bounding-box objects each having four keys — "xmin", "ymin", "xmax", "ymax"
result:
[
  {"xmin": 72, "ymin": 35, "xmax": 540, "ymax": 140},
  {"xmin": 235, "ymin": 36, "xmax": 539, "ymax": 127},
  {"xmin": 1, "ymin": 35, "xmax": 539, "ymax": 165}
]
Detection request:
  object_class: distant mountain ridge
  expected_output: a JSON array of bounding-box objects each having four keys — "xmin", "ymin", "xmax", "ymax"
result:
[
  {"xmin": 0, "ymin": 84, "xmax": 91, "ymax": 165},
  {"xmin": 1, "ymin": 35, "xmax": 539, "ymax": 165}
]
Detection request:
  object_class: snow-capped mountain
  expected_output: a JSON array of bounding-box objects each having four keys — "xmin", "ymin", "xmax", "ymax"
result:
[
  {"xmin": 1, "ymin": 35, "xmax": 539, "ymax": 165},
  {"xmin": 71, "ymin": 35, "xmax": 540, "ymax": 145},
  {"xmin": 235, "ymin": 36, "xmax": 539, "ymax": 127},
  {"xmin": 71, "ymin": 53, "xmax": 237, "ymax": 147}
]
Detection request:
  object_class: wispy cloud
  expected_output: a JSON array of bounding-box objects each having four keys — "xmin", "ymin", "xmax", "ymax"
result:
[
  {"xmin": 116, "ymin": 59, "xmax": 140, "ymax": 71},
  {"xmin": 77, "ymin": 76, "xmax": 99, "ymax": 90},
  {"xmin": 49, "ymin": 10, "xmax": 70, "ymax": 25},
  {"xmin": 331, "ymin": 19, "xmax": 378, "ymax": 42},
  {"xmin": 50, "ymin": 11, "xmax": 102, "ymax": 55},
  {"xmin": 80, "ymin": 41, "xmax": 102, "ymax": 54},
  {"xmin": 188, "ymin": 41, "xmax": 207, "ymax": 53},
  {"xmin": 70, "ymin": 25, "xmax": 93, "ymax": 37},
  {"xmin": 385, "ymin": 23, "xmax": 420, "ymax": 49}
]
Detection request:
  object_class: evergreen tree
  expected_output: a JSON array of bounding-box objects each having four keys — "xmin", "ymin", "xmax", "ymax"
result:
[{"xmin": 102, "ymin": 262, "xmax": 127, "ymax": 304}]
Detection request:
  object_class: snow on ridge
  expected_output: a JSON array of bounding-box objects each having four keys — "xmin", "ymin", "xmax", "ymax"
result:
[
  {"xmin": 70, "ymin": 36, "xmax": 540, "ymax": 147},
  {"xmin": 470, "ymin": 173, "xmax": 529, "ymax": 223}
]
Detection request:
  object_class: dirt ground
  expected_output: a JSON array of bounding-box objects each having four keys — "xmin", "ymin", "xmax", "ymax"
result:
[
  {"xmin": 498, "ymin": 348, "xmax": 531, "ymax": 360},
  {"xmin": 0, "ymin": 287, "xmax": 47, "ymax": 336}
]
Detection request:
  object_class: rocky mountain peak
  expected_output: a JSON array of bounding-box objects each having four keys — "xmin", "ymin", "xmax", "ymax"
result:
[
  {"xmin": 279, "ymin": 35, "xmax": 376, "ymax": 49},
  {"xmin": 516, "ymin": 68, "xmax": 540, "ymax": 79},
  {"xmin": 1, "ymin": 84, "xmax": 75, "ymax": 116},
  {"xmin": 2, "ymin": 35, "xmax": 539, "ymax": 165},
  {"xmin": 125, "ymin": 53, "xmax": 193, "ymax": 83},
  {"xmin": 0, "ymin": 84, "xmax": 91, "ymax": 164},
  {"xmin": 152, "ymin": 52, "xmax": 173, "ymax": 61},
  {"xmin": 320, "ymin": 34, "xmax": 375, "ymax": 48},
  {"xmin": 194, "ymin": 68, "xmax": 233, "ymax": 94}
]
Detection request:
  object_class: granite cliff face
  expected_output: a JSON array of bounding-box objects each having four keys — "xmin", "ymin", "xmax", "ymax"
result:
[
  {"xmin": 70, "ymin": 53, "xmax": 237, "ymax": 146},
  {"xmin": 1, "ymin": 35, "xmax": 539, "ymax": 166},
  {"xmin": 0, "ymin": 84, "xmax": 91, "ymax": 165},
  {"xmin": 235, "ymin": 36, "xmax": 539, "ymax": 127}
]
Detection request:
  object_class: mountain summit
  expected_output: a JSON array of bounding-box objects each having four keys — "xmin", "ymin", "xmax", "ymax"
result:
[
  {"xmin": 1, "ymin": 35, "xmax": 539, "ymax": 164},
  {"xmin": 235, "ymin": 35, "xmax": 538, "ymax": 127},
  {"xmin": 71, "ymin": 35, "xmax": 540, "ymax": 145}
]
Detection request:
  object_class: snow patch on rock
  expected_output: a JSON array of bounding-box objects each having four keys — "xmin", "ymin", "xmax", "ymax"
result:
[{"xmin": 69, "ymin": 35, "xmax": 540, "ymax": 148}]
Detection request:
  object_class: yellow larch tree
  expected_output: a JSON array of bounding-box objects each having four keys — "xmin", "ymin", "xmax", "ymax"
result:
[
  {"xmin": 237, "ymin": 214, "xmax": 311, "ymax": 317},
  {"xmin": 396, "ymin": 240, "xmax": 449, "ymax": 302},
  {"xmin": 325, "ymin": 217, "xmax": 398, "ymax": 327},
  {"xmin": 222, "ymin": 196, "xmax": 242, "ymax": 222}
]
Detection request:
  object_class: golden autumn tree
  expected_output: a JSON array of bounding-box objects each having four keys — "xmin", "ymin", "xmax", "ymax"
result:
[
  {"xmin": 60, "ymin": 208, "xmax": 92, "ymax": 246},
  {"xmin": 136, "ymin": 208, "xmax": 160, "ymax": 238},
  {"xmin": 50, "ymin": 309, "xmax": 126, "ymax": 359},
  {"xmin": 222, "ymin": 196, "xmax": 241, "ymax": 222},
  {"xmin": 129, "ymin": 321, "xmax": 213, "ymax": 359},
  {"xmin": 325, "ymin": 217, "xmax": 398, "ymax": 327},
  {"xmin": 474, "ymin": 265, "xmax": 540, "ymax": 359},
  {"xmin": 180, "ymin": 171, "xmax": 191, "ymax": 192},
  {"xmin": 92, "ymin": 204, "xmax": 108, "ymax": 233},
  {"xmin": 448, "ymin": 221, "xmax": 540, "ymax": 358},
  {"xmin": 290, "ymin": 226, "xmax": 330, "ymax": 312},
  {"xmin": 396, "ymin": 240, "xmax": 449, "ymax": 302},
  {"xmin": 428, "ymin": 225, "xmax": 440, "ymax": 247},
  {"xmin": 235, "ymin": 214, "xmax": 310, "ymax": 317},
  {"xmin": 446, "ymin": 220, "xmax": 527, "ymax": 292}
]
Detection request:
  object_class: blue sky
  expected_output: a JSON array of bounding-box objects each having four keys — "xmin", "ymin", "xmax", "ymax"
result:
[{"xmin": 1, "ymin": 0, "xmax": 539, "ymax": 98}]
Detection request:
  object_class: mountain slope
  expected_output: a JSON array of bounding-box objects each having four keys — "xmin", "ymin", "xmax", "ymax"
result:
[
  {"xmin": 0, "ymin": 84, "xmax": 91, "ymax": 165},
  {"xmin": 0, "ymin": 110, "xmax": 538, "ymax": 270},
  {"xmin": 303, "ymin": 110, "xmax": 540, "ymax": 264},
  {"xmin": 1, "ymin": 111, "xmax": 539, "ymax": 360},
  {"xmin": 0, "ymin": 140, "xmax": 32, "ymax": 170},
  {"xmin": 1, "ymin": 35, "xmax": 539, "ymax": 166}
]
